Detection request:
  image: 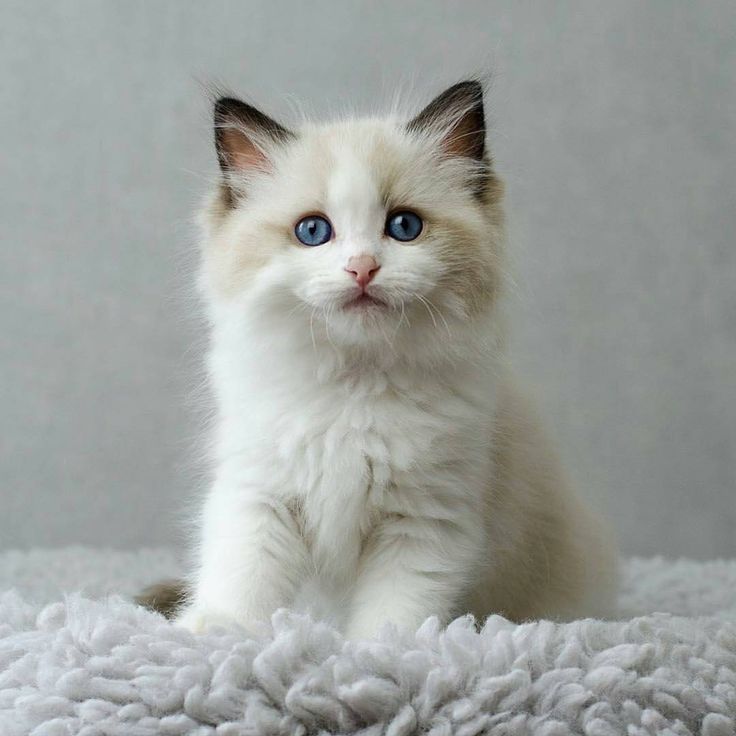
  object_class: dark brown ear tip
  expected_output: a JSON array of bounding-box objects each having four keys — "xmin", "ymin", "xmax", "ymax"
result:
[
  {"xmin": 439, "ymin": 80, "xmax": 484, "ymax": 110},
  {"xmin": 214, "ymin": 97, "xmax": 249, "ymax": 123},
  {"xmin": 213, "ymin": 96, "xmax": 294, "ymax": 143},
  {"xmin": 453, "ymin": 80, "xmax": 484, "ymax": 99}
]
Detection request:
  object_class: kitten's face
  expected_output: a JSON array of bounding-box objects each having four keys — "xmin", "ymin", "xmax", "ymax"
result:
[{"xmin": 201, "ymin": 83, "xmax": 504, "ymax": 349}]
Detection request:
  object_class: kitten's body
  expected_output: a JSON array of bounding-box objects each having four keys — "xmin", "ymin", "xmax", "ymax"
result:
[{"xmin": 176, "ymin": 83, "xmax": 617, "ymax": 638}]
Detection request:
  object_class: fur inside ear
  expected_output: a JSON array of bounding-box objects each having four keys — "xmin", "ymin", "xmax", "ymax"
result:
[
  {"xmin": 214, "ymin": 97, "xmax": 294, "ymax": 199},
  {"xmin": 407, "ymin": 80, "xmax": 486, "ymax": 161}
]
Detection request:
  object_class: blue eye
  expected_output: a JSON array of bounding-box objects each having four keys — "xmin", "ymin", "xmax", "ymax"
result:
[
  {"xmin": 386, "ymin": 211, "xmax": 423, "ymax": 242},
  {"xmin": 295, "ymin": 215, "xmax": 332, "ymax": 246}
]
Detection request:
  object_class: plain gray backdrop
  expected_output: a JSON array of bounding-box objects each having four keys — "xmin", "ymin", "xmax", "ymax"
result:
[{"xmin": 1, "ymin": 1, "xmax": 734, "ymax": 558}]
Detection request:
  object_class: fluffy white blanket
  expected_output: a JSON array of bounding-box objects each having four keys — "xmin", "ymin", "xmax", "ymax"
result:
[{"xmin": 0, "ymin": 548, "xmax": 734, "ymax": 735}]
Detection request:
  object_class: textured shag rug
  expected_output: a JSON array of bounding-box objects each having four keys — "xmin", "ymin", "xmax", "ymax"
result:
[{"xmin": 0, "ymin": 548, "xmax": 735, "ymax": 735}]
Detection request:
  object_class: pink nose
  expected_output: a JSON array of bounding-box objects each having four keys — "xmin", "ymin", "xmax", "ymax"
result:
[{"xmin": 345, "ymin": 255, "xmax": 380, "ymax": 289}]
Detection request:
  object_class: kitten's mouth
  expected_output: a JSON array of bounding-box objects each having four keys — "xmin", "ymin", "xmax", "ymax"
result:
[{"xmin": 343, "ymin": 292, "xmax": 387, "ymax": 310}]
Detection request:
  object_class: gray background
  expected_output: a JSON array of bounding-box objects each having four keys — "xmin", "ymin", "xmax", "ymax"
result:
[{"xmin": 1, "ymin": 1, "xmax": 734, "ymax": 558}]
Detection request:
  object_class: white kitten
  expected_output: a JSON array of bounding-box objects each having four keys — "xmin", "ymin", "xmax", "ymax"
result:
[{"xmin": 176, "ymin": 81, "xmax": 618, "ymax": 639}]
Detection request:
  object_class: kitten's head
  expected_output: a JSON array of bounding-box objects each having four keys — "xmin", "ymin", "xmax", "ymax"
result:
[{"xmin": 200, "ymin": 81, "xmax": 505, "ymax": 352}]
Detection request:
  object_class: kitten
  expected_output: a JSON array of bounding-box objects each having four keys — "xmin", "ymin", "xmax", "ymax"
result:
[{"xmin": 171, "ymin": 81, "xmax": 617, "ymax": 639}]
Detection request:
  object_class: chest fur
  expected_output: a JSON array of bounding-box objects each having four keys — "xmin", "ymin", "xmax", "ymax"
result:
[
  {"xmin": 279, "ymin": 386, "xmax": 435, "ymax": 559},
  {"xmin": 300, "ymin": 386, "xmax": 483, "ymax": 561},
  {"xmin": 216, "ymin": 356, "xmax": 494, "ymax": 578}
]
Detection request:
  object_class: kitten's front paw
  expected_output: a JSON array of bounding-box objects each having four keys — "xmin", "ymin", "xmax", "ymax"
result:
[
  {"xmin": 175, "ymin": 606, "xmax": 239, "ymax": 634},
  {"xmin": 175, "ymin": 605, "xmax": 268, "ymax": 636}
]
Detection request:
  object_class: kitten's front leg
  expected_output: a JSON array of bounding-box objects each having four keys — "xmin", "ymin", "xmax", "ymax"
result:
[
  {"xmin": 345, "ymin": 515, "xmax": 484, "ymax": 640},
  {"xmin": 177, "ymin": 490, "xmax": 308, "ymax": 634}
]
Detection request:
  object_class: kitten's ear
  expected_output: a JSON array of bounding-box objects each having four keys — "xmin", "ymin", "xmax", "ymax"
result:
[
  {"xmin": 407, "ymin": 80, "xmax": 485, "ymax": 161},
  {"xmin": 214, "ymin": 97, "xmax": 294, "ymax": 183}
]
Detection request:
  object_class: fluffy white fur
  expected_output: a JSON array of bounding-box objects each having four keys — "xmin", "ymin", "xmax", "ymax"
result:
[{"xmin": 177, "ymin": 82, "xmax": 617, "ymax": 639}]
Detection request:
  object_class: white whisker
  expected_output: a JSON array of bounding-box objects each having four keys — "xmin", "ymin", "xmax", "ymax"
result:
[
  {"xmin": 416, "ymin": 293, "xmax": 439, "ymax": 331},
  {"xmin": 322, "ymin": 304, "xmax": 338, "ymax": 353},
  {"xmin": 309, "ymin": 307, "xmax": 317, "ymax": 353},
  {"xmin": 393, "ymin": 299, "xmax": 410, "ymax": 337},
  {"xmin": 422, "ymin": 295, "xmax": 452, "ymax": 338}
]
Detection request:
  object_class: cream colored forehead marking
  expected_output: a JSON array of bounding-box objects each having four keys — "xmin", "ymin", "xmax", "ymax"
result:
[{"xmin": 325, "ymin": 142, "xmax": 384, "ymax": 242}]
